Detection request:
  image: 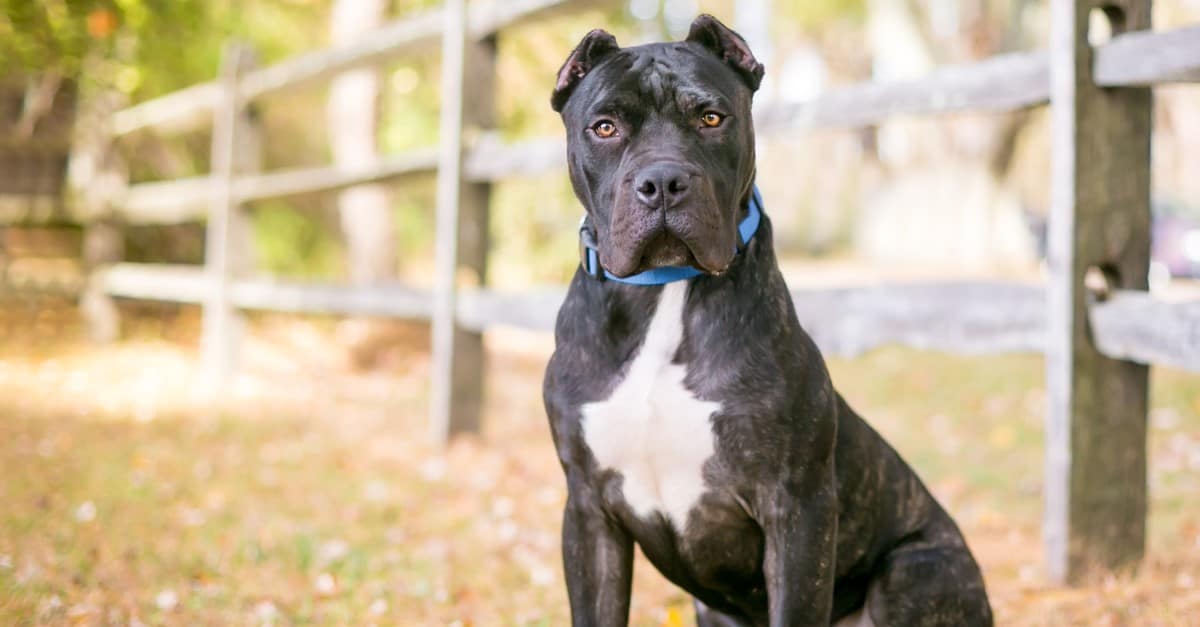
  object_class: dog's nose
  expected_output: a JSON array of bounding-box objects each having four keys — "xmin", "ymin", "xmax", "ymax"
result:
[{"xmin": 634, "ymin": 164, "xmax": 690, "ymax": 209}]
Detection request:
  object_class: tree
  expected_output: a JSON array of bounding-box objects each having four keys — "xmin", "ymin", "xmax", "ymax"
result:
[{"xmin": 326, "ymin": 0, "xmax": 399, "ymax": 368}]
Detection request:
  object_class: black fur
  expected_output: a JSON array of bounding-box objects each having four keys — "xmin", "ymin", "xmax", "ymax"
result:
[{"xmin": 544, "ymin": 15, "xmax": 993, "ymax": 626}]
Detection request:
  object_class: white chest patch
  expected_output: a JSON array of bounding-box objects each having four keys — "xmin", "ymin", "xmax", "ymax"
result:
[{"xmin": 581, "ymin": 282, "xmax": 721, "ymax": 531}]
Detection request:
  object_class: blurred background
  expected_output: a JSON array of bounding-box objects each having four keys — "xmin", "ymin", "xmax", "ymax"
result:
[{"xmin": 2, "ymin": 0, "xmax": 1199, "ymax": 624}]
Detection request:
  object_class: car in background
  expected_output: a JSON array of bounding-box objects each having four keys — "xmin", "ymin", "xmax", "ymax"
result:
[
  {"xmin": 1024, "ymin": 200, "xmax": 1200, "ymax": 291},
  {"xmin": 1151, "ymin": 201, "xmax": 1200, "ymax": 288}
]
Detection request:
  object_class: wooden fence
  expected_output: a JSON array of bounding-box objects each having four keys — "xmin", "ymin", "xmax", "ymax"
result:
[{"xmin": 76, "ymin": 0, "xmax": 1199, "ymax": 584}]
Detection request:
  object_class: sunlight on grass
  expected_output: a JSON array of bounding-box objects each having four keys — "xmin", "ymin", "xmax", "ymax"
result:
[{"xmin": 1, "ymin": 304, "xmax": 1198, "ymax": 625}]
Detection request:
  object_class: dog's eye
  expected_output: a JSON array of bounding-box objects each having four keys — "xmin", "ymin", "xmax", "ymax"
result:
[
  {"xmin": 700, "ymin": 112, "xmax": 725, "ymax": 128},
  {"xmin": 592, "ymin": 120, "xmax": 618, "ymax": 138}
]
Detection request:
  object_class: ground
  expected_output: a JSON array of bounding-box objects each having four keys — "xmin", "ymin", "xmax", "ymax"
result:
[{"xmin": 1, "ymin": 297, "xmax": 1199, "ymax": 626}]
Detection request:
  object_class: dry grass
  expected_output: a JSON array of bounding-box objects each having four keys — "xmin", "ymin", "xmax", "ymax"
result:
[{"xmin": 1, "ymin": 298, "xmax": 1198, "ymax": 626}]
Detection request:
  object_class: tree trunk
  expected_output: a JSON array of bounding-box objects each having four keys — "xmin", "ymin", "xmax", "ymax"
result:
[{"xmin": 327, "ymin": 0, "xmax": 396, "ymax": 368}]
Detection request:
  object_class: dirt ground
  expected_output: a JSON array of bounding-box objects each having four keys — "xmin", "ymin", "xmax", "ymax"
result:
[{"xmin": 1, "ymin": 296, "xmax": 1198, "ymax": 626}]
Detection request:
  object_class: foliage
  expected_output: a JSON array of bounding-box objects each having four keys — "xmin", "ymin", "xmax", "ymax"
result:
[
  {"xmin": 0, "ymin": 0, "xmax": 323, "ymax": 98},
  {"xmin": 0, "ymin": 0, "xmax": 115, "ymax": 77},
  {"xmin": 252, "ymin": 201, "xmax": 343, "ymax": 279},
  {"xmin": 4, "ymin": 0, "xmax": 874, "ymax": 283}
]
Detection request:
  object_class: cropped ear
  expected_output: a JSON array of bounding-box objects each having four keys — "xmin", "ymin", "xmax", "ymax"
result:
[
  {"xmin": 686, "ymin": 14, "xmax": 764, "ymax": 91},
  {"xmin": 551, "ymin": 29, "xmax": 620, "ymax": 112}
]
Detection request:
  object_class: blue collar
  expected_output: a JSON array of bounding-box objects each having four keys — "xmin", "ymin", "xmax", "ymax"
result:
[{"xmin": 579, "ymin": 186, "xmax": 764, "ymax": 286}]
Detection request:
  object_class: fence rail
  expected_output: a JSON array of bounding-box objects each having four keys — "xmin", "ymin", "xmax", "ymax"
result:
[
  {"xmin": 1090, "ymin": 290, "xmax": 1200, "ymax": 372},
  {"xmin": 99, "ymin": 261, "xmax": 1200, "ymax": 374},
  {"xmin": 101, "ymin": 23, "xmax": 1200, "ymax": 228},
  {"xmin": 109, "ymin": 0, "xmax": 614, "ymax": 136},
  {"xmin": 74, "ymin": 0, "xmax": 1200, "ymax": 587},
  {"xmin": 101, "ymin": 261, "xmax": 1048, "ymax": 354},
  {"xmin": 119, "ymin": 149, "xmax": 441, "ymax": 222}
]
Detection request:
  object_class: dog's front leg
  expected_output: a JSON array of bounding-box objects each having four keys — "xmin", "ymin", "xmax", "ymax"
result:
[
  {"xmin": 562, "ymin": 484, "xmax": 634, "ymax": 627},
  {"xmin": 760, "ymin": 473, "xmax": 838, "ymax": 627}
]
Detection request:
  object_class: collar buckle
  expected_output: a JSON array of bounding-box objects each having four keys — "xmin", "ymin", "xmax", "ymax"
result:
[{"xmin": 578, "ymin": 223, "xmax": 605, "ymax": 281}]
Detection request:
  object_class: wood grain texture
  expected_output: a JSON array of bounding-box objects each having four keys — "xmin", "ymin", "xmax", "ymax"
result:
[
  {"xmin": 1044, "ymin": 0, "xmax": 1152, "ymax": 584},
  {"xmin": 756, "ymin": 51, "xmax": 1050, "ymax": 131},
  {"xmin": 792, "ymin": 281, "xmax": 1045, "ymax": 357},
  {"xmin": 1090, "ymin": 290, "xmax": 1200, "ymax": 373},
  {"xmin": 1095, "ymin": 24, "xmax": 1200, "ymax": 86}
]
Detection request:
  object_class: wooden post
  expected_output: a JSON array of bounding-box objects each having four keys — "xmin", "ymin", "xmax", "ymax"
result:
[
  {"xmin": 201, "ymin": 43, "xmax": 260, "ymax": 391},
  {"xmin": 69, "ymin": 82, "xmax": 128, "ymax": 342},
  {"xmin": 1045, "ymin": 0, "xmax": 1152, "ymax": 584},
  {"xmin": 451, "ymin": 34, "xmax": 496, "ymax": 436},
  {"xmin": 431, "ymin": 0, "xmax": 492, "ymax": 443},
  {"xmin": 80, "ymin": 220, "xmax": 123, "ymax": 341}
]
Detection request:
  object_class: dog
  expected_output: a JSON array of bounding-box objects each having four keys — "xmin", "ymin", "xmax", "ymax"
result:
[{"xmin": 542, "ymin": 15, "xmax": 993, "ymax": 626}]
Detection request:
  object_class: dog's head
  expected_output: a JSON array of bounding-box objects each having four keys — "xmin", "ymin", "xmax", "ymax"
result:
[{"xmin": 552, "ymin": 15, "xmax": 764, "ymax": 278}]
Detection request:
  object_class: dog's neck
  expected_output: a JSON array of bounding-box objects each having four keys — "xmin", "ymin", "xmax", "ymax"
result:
[
  {"xmin": 578, "ymin": 186, "xmax": 763, "ymax": 287},
  {"xmin": 574, "ymin": 211, "xmax": 777, "ymax": 329}
]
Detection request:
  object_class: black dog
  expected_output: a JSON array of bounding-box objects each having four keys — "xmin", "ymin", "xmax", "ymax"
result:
[{"xmin": 543, "ymin": 15, "xmax": 992, "ymax": 626}]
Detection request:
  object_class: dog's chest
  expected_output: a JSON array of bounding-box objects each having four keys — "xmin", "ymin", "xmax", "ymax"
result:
[{"xmin": 581, "ymin": 282, "xmax": 721, "ymax": 531}]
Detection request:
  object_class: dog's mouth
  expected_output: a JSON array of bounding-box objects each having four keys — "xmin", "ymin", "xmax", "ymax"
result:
[
  {"xmin": 631, "ymin": 231, "xmax": 697, "ymax": 272},
  {"xmin": 601, "ymin": 187, "xmax": 739, "ymax": 278},
  {"xmin": 605, "ymin": 226, "xmax": 733, "ymax": 278}
]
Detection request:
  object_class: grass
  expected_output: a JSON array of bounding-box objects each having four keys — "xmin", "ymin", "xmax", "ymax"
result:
[{"xmin": 1, "ymin": 299, "xmax": 1198, "ymax": 625}]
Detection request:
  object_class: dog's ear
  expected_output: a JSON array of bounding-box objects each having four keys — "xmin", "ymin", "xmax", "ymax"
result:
[
  {"xmin": 686, "ymin": 14, "xmax": 764, "ymax": 91},
  {"xmin": 551, "ymin": 29, "xmax": 619, "ymax": 112}
]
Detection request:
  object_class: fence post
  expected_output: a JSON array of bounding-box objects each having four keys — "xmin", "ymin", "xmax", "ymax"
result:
[
  {"xmin": 451, "ymin": 32, "xmax": 497, "ymax": 434},
  {"xmin": 80, "ymin": 220, "xmax": 123, "ymax": 341},
  {"xmin": 430, "ymin": 0, "xmax": 492, "ymax": 443},
  {"xmin": 70, "ymin": 85, "xmax": 128, "ymax": 342},
  {"xmin": 201, "ymin": 43, "xmax": 260, "ymax": 391},
  {"xmin": 1045, "ymin": 0, "xmax": 1152, "ymax": 584}
]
